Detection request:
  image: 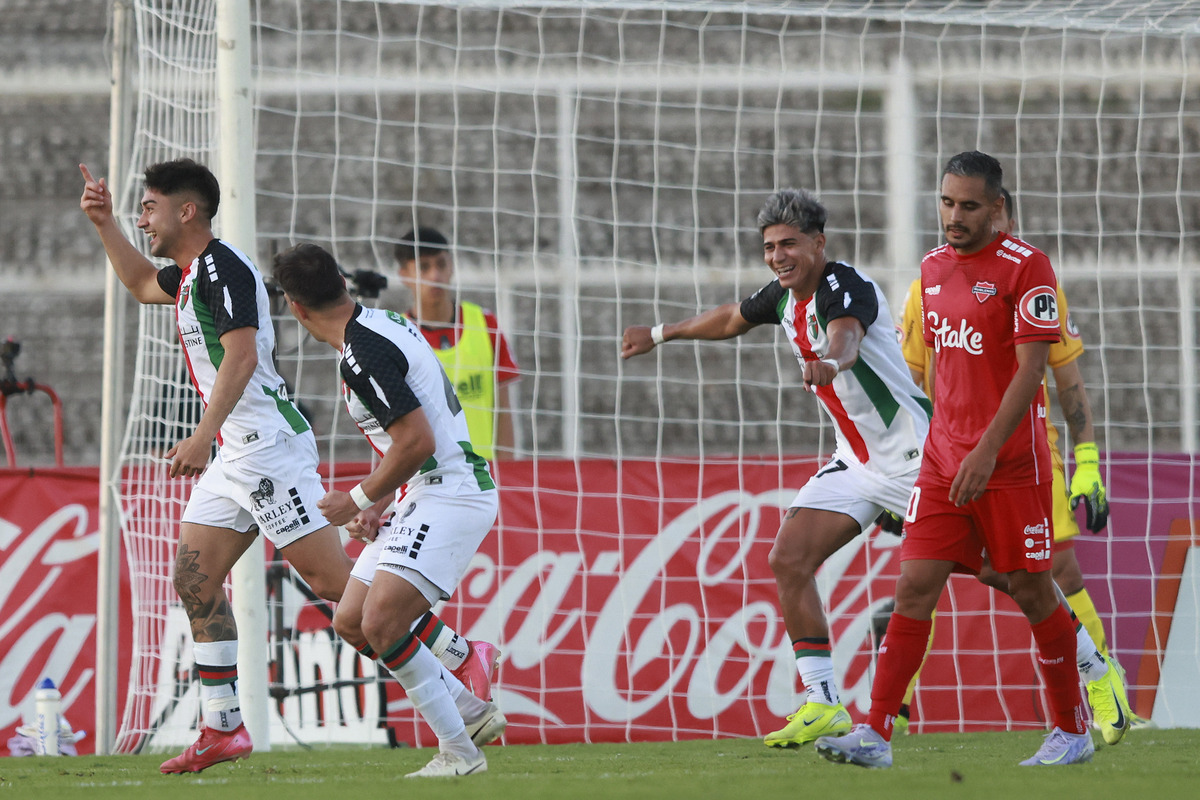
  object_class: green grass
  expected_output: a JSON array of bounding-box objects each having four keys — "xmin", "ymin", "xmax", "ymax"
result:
[{"xmin": 2, "ymin": 730, "xmax": 1197, "ymax": 799}]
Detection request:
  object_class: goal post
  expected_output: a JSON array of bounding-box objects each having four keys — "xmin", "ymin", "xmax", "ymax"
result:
[
  {"xmin": 215, "ymin": 0, "xmax": 271, "ymax": 753},
  {"xmin": 100, "ymin": 0, "xmax": 1200, "ymax": 752}
]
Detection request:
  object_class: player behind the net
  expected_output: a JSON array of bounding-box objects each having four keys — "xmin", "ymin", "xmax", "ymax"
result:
[{"xmin": 273, "ymin": 242, "xmax": 504, "ymax": 778}]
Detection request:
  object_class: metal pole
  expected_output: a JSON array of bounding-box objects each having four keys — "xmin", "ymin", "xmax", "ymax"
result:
[
  {"xmin": 1180, "ymin": 266, "xmax": 1197, "ymax": 455},
  {"xmin": 557, "ymin": 85, "xmax": 580, "ymax": 458},
  {"xmin": 95, "ymin": 0, "xmax": 133, "ymax": 756},
  {"xmin": 216, "ymin": 0, "xmax": 270, "ymax": 751},
  {"xmin": 885, "ymin": 58, "xmax": 919, "ymax": 310}
]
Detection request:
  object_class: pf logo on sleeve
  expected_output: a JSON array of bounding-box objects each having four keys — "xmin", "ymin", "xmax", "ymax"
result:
[{"xmin": 1019, "ymin": 286, "xmax": 1059, "ymax": 329}]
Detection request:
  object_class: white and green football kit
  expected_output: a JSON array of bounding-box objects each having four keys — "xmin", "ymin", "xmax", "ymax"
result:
[
  {"xmin": 340, "ymin": 305, "xmax": 498, "ymax": 602},
  {"xmin": 158, "ymin": 238, "xmax": 329, "ymax": 546},
  {"xmin": 739, "ymin": 262, "xmax": 932, "ymax": 529}
]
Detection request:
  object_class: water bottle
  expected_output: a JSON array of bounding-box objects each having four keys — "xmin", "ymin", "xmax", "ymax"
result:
[{"xmin": 34, "ymin": 678, "xmax": 61, "ymax": 756}]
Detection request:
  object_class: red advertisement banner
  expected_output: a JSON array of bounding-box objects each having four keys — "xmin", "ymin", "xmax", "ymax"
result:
[
  {"xmin": 2, "ymin": 456, "xmax": 1195, "ymax": 753},
  {"xmin": 0, "ymin": 469, "xmax": 131, "ymax": 756}
]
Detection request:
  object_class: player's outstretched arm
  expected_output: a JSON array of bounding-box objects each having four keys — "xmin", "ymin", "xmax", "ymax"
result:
[
  {"xmin": 621, "ymin": 302, "xmax": 754, "ymax": 359},
  {"xmin": 79, "ymin": 163, "xmax": 173, "ymax": 305}
]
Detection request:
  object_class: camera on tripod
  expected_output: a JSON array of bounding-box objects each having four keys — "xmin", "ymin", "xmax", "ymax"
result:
[
  {"xmin": 1, "ymin": 337, "xmax": 19, "ymax": 369},
  {"xmin": 345, "ymin": 269, "xmax": 387, "ymax": 300},
  {"xmin": 264, "ymin": 268, "xmax": 387, "ymax": 301}
]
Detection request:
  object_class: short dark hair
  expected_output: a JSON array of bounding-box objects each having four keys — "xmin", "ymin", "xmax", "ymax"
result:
[
  {"xmin": 272, "ymin": 243, "xmax": 349, "ymax": 310},
  {"xmin": 999, "ymin": 187, "xmax": 1015, "ymax": 220},
  {"xmin": 143, "ymin": 159, "xmax": 220, "ymax": 221},
  {"xmin": 942, "ymin": 151, "xmax": 1003, "ymax": 200},
  {"xmin": 756, "ymin": 189, "xmax": 826, "ymax": 236},
  {"xmin": 394, "ymin": 227, "xmax": 450, "ymax": 265}
]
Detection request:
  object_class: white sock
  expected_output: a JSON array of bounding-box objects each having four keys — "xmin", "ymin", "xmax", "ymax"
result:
[
  {"xmin": 192, "ymin": 640, "xmax": 242, "ymax": 732},
  {"xmin": 1075, "ymin": 624, "xmax": 1109, "ymax": 683},
  {"xmin": 387, "ymin": 638, "xmax": 476, "ymax": 758},
  {"xmin": 797, "ymin": 655, "xmax": 840, "ymax": 706},
  {"xmin": 440, "ymin": 662, "xmax": 489, "ymax": 721},
  {"xmin": 413, "ymin": 613, "xmax": 470, "ymax": 672}
]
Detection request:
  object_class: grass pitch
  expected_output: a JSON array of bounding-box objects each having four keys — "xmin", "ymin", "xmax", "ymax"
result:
[{"xmin": 2, "ymin": 729, "xmax": 1196, "ymax": 799}]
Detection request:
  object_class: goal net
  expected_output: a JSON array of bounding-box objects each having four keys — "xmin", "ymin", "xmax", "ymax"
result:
[{"xmin": 105, "ymin": 0, "xmax": 1199, "ymax": 751}]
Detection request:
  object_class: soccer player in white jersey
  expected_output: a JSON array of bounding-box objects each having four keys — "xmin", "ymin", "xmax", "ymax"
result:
[
  {"xmin": 273, "ymin": 243, "xmax": 505, "ymax": 778},
  {"xmin": 78, "ymin": 160, "xmax": 355, "ymax": 772},
  {"xmin": 621, "ymin": 188, "xmax": 932, "ymax": 749},
  {"xmin": 816, "ymin": 151, "xmax": 1093, "ymax": 769}
]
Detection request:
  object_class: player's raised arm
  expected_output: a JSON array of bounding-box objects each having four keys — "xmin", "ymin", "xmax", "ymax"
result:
[
  {"xmin": 620, "ymin": 302, "xmax": 755, "ymax": 359},
  {"xmin": 79, "ymin": 163, "xmax": 173, "ymax": 305}
]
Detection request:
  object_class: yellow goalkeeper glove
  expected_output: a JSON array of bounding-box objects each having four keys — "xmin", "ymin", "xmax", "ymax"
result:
[{"xmin": 1069, "ymin": 442, "xmax": 1109, "ymax": 532}]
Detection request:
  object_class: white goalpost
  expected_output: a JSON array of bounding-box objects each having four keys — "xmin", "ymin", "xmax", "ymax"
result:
[{"xmin": 99, "ymin": 0, "xmax": 1199, "ymax": 753}]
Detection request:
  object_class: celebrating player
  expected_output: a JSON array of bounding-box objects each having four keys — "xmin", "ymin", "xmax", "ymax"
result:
[
  {"xmin": 79, "ymin": 160, "xmax": 354, "ymax": 773},
  {"xmin": 621, "ymin": 188, "xmax": 932, "ymax": 749},
  {"xmin": 895, "ymin": 187, "xmax": 1136, "ymax": 739},
  {"xmin": 816, "ymin": 151, "xmax": 1094, "ymax": 768},
  {"xmin": 273, "ymin": 243, "xmax": 504, "ymax": 778}
]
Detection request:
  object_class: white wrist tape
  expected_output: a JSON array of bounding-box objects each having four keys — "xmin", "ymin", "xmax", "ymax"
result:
[
  {"xmin": 820, "ymin": 357, "xmax": 840, "ymax": 374},
  {"xmin": 650, "ymin": 324, "xmax": 666, "ymax": 345},
  {"xmin": 349, "ymin": 484, "xmax": 373, "ymax": 510}
]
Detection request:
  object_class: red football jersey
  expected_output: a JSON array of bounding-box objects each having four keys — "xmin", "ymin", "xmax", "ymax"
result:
[{"xmin": 919, "ymin": 232, "xmax": 1061, "ymax": 488}]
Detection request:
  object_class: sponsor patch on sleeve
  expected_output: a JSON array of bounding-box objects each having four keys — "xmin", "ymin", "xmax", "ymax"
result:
[{"xmin": 1018, "ymin": 285, "xmax": 1060, "ymax": 329}]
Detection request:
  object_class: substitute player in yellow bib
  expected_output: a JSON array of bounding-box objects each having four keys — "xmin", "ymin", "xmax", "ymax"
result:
[
  {"xmin": 395, "ymin": 228, "xmax": 520, "ymax": 461},
  {"xmin": 897, "ymin": 187, "xmax": 1143, "ymax": 736}
]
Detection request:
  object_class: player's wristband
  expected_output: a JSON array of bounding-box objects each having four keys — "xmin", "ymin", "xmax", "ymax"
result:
[
  {"xmin": 349, "ymin": 484, "xmax": 374, "ymax": 511},
  {"xmin": 650, "ymin": 324, "xmax": 666, "ymax": 345},
  {"xmin": 1073, "ymin": 441, "xmax": 1099, "ymax": 465},
  {"xmin": 820, "ymin": 357, "xmax": 840, "ymax": 374}
]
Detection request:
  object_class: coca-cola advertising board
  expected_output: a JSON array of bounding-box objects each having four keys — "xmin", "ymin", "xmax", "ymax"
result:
[
  {"xmin": 2, "ymin": 456, "xmax": 1196, "ymax": 754},
  {"xmin": 0, "ymin": 469, "xmax": 132, "ymax": 756}
]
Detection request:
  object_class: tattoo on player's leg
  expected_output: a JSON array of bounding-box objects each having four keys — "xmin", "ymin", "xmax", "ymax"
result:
[
  {"xmin": 174, "ymin": 545, "xmax": 208, "ymax": 612},
  {"xmin": 174, "ymin": 545, "xmax": 238, "ymax": 641},
  {"xmin": 194, "ymin": 595, "xmax": 238, "ymax": 642}
]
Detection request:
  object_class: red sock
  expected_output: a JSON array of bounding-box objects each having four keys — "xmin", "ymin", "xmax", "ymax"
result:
[
  {"xmin": 1030, "ymin": 605, "xmax": 1087, "ymax": 734},
  {"xmin": 867, "ymin": 613, "xmax": 933, "ymax": 741}
]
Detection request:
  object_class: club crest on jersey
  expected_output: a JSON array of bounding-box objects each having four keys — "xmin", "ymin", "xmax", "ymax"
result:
[
  {"xmin": 971, "ymin": 281, "xmax": 997, "ymax": 303},
  {"xmin": 1065, "ymin": 311, "xmax": 1081, "ymax": 339},
  {"xmin": 807, "ymin": 313, "xmax": 819, "ymax": 341},
  {"xmin": 178, "ymin": 282, "xmax": 191, "ymax": 308},
  {"xmin": 1019, "ymin": 285, "xmax": 1060, "ymax": 329}
]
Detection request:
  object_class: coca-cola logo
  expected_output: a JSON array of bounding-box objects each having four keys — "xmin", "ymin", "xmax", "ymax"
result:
[
  {"xmin": 453, "ymin": 484, "xmax": 903, "ymax": 731},
  {"xmin": 0, "ymin": 503, "xmax": 99, "ymax": 732}
]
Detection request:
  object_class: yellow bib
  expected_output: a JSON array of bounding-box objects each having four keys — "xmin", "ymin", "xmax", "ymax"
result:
[{"xmin": 432, "ymin": 302, "xmax": 499, "ymax": 459}]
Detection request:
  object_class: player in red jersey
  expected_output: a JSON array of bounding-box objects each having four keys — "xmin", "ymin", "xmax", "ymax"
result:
[{"xmin": 816, "ymin": 151, "xmax": 1094, "ymax": 768}]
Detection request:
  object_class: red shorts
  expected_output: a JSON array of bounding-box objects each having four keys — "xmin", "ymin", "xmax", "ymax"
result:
[{"xmin": 902, "ymin": 480, "xmax": 1054, "ymax": 574}]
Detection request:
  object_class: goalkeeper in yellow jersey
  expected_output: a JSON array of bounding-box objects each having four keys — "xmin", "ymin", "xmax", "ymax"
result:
[{"xmin": 895, "ymin": 187, "xmax": 1142, "ymax": 739}]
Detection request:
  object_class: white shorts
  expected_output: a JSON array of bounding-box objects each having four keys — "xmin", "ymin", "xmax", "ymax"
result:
[
  {"xmin": 350, "ymin": 481, "xmax": 498, "ymax": 604},
  {"xmin": 181, "ymin": 431, "xmax": 331, "ymax": 548},
  {"xmin": 790, "ymin": 455, "xmax": 920, "ymax": 532}
]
